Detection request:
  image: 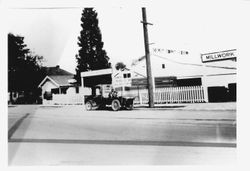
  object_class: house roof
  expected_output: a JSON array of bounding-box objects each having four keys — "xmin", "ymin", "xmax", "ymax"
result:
[
  {"xmin": 49, "ymin": 75, "xmax": 74, "ymax": 86},
  {"xmin": 42, "ymin": 65, "xmax": 73, "ymax": 76},
  {"xmin": 38, "ymin": 66, "xmax": 74, "ymax": 88}
]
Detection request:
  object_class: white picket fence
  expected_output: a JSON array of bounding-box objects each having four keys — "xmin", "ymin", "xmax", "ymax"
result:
[
  {"xmin": 123, "ymin": 86, "xmax": 206, "ymax": 105},
  {"xmin": 43, "ymin": 86, "xmax": 206, "ymax": 105}
]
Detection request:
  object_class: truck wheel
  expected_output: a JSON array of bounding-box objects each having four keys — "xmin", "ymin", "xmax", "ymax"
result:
[
  {"xmin": 111, "ymin": 99, "xmax": 121, "ymax": 111},
  {"xmin": 85, "ymin": 101, "xmax": 93, "ymax": 111}
]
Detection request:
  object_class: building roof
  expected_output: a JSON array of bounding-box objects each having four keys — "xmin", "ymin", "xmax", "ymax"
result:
[
  {"xmin": 113, "ymin": 67, "xmax": 146, "ymax": 78},
  {"xmin": 42, "ymin": 65, "xmax": 73, "ymax": 76},
  {"xmin": 131, "ymin": 54, "xmax": 236, "ymax": 79},
  {"xmin": 49, "ymin": 75, "xmax": 74, "ymax": 86},
  {"xmin": 38, "ymin": 65, "xmax": 74, "ymax": 88}
]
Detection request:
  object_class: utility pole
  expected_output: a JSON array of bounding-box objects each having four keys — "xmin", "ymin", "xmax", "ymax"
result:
[{"xmin": 141, "ymin": 7, "xmax": 154, "ymax": 108}]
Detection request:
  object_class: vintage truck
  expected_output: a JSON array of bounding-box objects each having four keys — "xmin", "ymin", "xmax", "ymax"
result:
[
  {"xmin": 81, "ymin": 69, "xmax": 135, "ymax": 111},
  {"xmin": 84, "ymin": 84, "xmax": 134, "ymax": 111}
]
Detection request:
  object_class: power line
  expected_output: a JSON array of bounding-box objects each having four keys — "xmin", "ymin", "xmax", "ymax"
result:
[{"xmin": 152, "ymin": 53, "xmax": 236, "ymax": 70}]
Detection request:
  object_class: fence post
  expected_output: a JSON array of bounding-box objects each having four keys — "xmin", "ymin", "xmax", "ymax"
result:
[
  {"xmin": 202, "ymin": 73, "xmax": 209, "ymax": 103},
  {"xmin": 180, "ymin": 87, "xmax": 184, "ymax": 103},
  {"xmin": 139, "ymin": 91, "xmax": 143, "ymax": 105},
  {"xmin": 166, "ymin": 88, "xmax": 169, "ymax": 103},
  {"xmin": 191, "ymin": 86, "xmax": 195, "ymax": 103},
  {"xmin": 202, "ymin": 86, "xmax": 208, "ymax": 102},
  {"xmin": 177, "ymin": 87, "xmax": 180, "ymax": 103}
]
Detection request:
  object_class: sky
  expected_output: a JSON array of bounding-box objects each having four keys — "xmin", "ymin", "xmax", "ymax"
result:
[{"xmin": 4, "ymin": 0, "xmax": 250, "ymax": 73}]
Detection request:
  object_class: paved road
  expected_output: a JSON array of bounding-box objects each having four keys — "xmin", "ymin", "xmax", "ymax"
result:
[{"xmin": 8, "ymin": 105, "xmax": 236, "ymax": 165}]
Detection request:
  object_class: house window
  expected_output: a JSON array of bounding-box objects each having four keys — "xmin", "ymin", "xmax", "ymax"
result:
[
  {"xmin": 76, "ymin": 86, "xmax": 79, "ymax": 94},
  {"xmin": 162, "ymin": 64, "xmax": 165, "ymax": 69},
  {"xmin": 123, "ymin": 73, "xmax": 131, "ymax": 78},
  {"xmin": 43, "ymin": 91, "xmax": 52, "ymax": 100},
  {"xmin": 51, "ymin": 88, "xmax": 59, "ymax": 94},
  {"xmin": 61, "ymin": 88, "xmax": 67, "ymax": 94}
]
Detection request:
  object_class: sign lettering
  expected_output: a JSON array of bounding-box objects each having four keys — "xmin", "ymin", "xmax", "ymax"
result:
[{"xmin": 201, "ymin": 49, "xmax": 236, "ymax": 63}]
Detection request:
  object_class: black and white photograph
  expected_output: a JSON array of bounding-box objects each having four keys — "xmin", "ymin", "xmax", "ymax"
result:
[{"xmin": 2, "ymin": 0, "xmax": 249, "ymax": 167}]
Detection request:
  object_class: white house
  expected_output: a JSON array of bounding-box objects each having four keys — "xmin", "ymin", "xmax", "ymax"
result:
[{"xmin": 38, "ymin": 65, "xmax": 76, "ymax": 100}]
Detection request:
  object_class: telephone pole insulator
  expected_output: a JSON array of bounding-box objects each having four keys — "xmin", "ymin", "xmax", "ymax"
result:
[{"xmin": 140, "ymin": 21, "xmax": 153, "ymax": 25}]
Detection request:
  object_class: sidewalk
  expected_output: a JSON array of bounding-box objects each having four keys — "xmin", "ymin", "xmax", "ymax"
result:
[
  {"xmin": 39, "ymin": 102, "xmax": 236, "ymax": 111},
  {"xmin": 135, "ymin": 102, "xmax": 236, "ymax": 111}
]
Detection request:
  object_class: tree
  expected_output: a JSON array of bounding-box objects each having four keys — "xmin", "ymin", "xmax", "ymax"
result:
[
  {"xmin": 8, "ymin": 33, "xmax": 44, "ymax": 103},
  {"xmin": 115, "ymin": 62, "xmax": 126, "ymax": 70},
  {"xmin": 8, "ymin": 33, "xmax": 29, "ymax": 93},
  {"xmin": 75, "ymin": 8, "xmax": 111, "ymax": 87}
]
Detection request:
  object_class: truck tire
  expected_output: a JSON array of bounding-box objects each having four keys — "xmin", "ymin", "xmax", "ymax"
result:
[
  {"xmin": 111, "ymin": 99, "xmax": 121, "ymax": 111},
  {"xmin": 85, "ymin": 101, "xmax": 93, "ymax": 111}
]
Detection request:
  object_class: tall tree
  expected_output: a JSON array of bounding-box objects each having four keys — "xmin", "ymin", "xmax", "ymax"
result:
[
  {"xmin": 8, "ymin": 33, "xmax": 44, "ymax": 103},
  {"xmin": 75, "ymin": 8, "xmax": 111, "ymax": 87}
]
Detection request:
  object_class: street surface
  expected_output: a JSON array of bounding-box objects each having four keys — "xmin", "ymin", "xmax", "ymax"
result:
[{"xmin": 8, "ymin": 105, "xmax": 236, "ymax": 165}]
